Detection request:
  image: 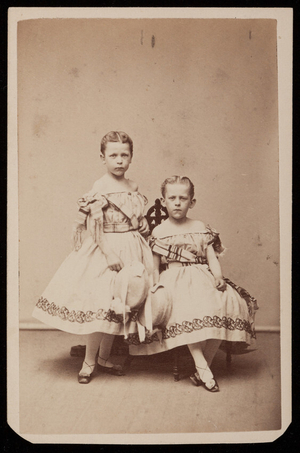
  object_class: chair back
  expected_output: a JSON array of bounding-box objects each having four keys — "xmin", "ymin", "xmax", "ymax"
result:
[{"xmin": 145, "ymin": 198, "xmax": 168, "ymax": 232}]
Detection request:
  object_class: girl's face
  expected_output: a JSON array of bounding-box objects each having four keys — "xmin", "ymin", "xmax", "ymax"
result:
[
  {"xmin": 162, "ymin": 183, "xmax": 195, "ymax": 221},
  {"xmin": 101, "ymin": 142, "xmax": 132, "ymax": 178}
]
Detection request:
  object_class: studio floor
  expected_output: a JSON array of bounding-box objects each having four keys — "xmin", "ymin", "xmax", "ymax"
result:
[{"xmin": 18, "ymin": 331, "xmax": 281, "ymax": 437}]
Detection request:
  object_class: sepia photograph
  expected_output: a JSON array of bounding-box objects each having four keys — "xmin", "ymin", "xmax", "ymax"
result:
[{"xmin": 7, "ymin": 7, "xmax": 292, "ymax": 445}]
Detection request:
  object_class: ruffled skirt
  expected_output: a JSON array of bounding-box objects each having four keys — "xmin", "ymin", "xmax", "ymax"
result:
[
  {"xmin": 128, "ymin": 263, "xmax": 258, "ymax": 355},
  {"xmin": 32, "ymin": 232, "xmax": 153, "ymax": 335}
]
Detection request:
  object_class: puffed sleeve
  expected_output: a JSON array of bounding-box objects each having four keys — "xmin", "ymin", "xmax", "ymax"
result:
[
  {"xmin": 72, "ymin": 192, "xmax": 108, "ymax": 251},
  {"xmin": 205, "ymin": 225, "xmax": 226, "ymax": 256},
  {"xmin": 73, "ymin": 196, "xmax": 90, "ymax": 228}
]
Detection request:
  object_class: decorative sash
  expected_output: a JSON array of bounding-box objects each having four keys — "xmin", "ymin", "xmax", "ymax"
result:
[
  {"xmin": 149, "ymin": 238, "xmax": 200, "ymax": 263},
  {"xmin": 103, "ymin": 223, "xmax": 136, "ymax": 233},
  {"xmin": 105, "ymin": 194, "xmax": 142, "ymax": 230},
  {"xmin": 149, "ymin": 226, "xmax": 226, "ymax": 263}
]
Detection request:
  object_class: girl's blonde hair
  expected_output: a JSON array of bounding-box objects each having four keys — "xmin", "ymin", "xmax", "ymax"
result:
[
  {"xmin": 100, "ymin": 131, "xmax": 133, "ymax": 155},
  {"xmin": 161, "ymin": 176, "xmax": 195, "ymax": 199}
]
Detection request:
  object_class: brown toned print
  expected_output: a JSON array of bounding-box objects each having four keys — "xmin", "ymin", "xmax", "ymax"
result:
[{"xmin": 8, "ymin": 7, "xmax": 292, "ymax": 445}]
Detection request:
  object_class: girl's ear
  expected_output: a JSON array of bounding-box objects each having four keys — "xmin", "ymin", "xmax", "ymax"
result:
[
  {"xmin": 160, "ymin": 197, "xmax": 166, "ymax": 208},
  {"xmin": 100, "ymin": 153, "xmax": 106, "ymax": 164},
  {"xmin": 189, "ymin": 198, "xmax": 196, "ymax": 209}
]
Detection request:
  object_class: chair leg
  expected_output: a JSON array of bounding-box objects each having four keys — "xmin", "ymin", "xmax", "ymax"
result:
[
  {"xmin": 173, "ymin": 348, "xmax": 180, "ymax": 381},
  {"xmin": 70, "ymin": 345, "xmax": 86, "ymax": 357},
  {"xmin": 226, "ymin": 342, "xmax": 232, "ymax": 366},
  {"xmin": 123, "ymin": 354, "xmax": 134, "ymax": 370}
]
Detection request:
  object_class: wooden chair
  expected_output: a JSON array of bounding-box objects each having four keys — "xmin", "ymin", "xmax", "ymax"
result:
[{"xmin": 70, "ymin": 198, "xmax": 232, "ymax": 381}]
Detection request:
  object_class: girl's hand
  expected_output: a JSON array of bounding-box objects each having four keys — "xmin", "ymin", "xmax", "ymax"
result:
[
  {"xmin": 138, "ymin": 217, "xmax": 150, "ymax": 236},
  {"xmin": 215, "ymin": 278, "xmax": 226, "ymax": 292},
  {"xmin": 106, "ymin": 252, "xmax": 124, "ymax": 272}
]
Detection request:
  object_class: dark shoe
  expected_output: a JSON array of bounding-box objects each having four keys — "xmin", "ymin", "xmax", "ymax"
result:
[
  {"xmin": 202, "ymin": 378, "xmax": 219, "ymax": 393},
  {"xmin": 190, "ymin": 373, "xmax": 202, "ymax": 387},
  {"xmin": 78, "ymin": 361, "xmax": 96, "ymax": 384},
  {"xmin": 97, "ymin": 362, "xmax": 125, "ymax": 376},
  {"xmin": 190, "ymin": 372, "xmax": 219, "ymax": 392},
  {"xmin": 78, "ymin": 374, "xmax": 92, "ymax": 384}
]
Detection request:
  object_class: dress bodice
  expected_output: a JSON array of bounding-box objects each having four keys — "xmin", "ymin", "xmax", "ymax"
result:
[
  {"xmin": 102, "ymin": 192, "xmax": 148, "ymax": 226},
  {"xmin": 152, "ymin": 227, "xmax": 225, "ymax": 263},
  {"xmin": 74, "ymin": 190, "xmax": 148, "ymax": 238},
  {"xmin": 73, "ymin": 190, "xmax": 149, "ymax": 249},
  {"xmin": 156, "ymin": 232, "xmax": 210, "ymax": 259}
]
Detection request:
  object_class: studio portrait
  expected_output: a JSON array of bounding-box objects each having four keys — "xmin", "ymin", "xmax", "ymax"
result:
[{"xmin": 7, "ymin": 7, "xmax": 292, "ymax": 445}]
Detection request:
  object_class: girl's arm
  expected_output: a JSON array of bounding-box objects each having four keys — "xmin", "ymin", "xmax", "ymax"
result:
[
  {"xmin": 152, "ymin": 252, "xmax": 161, "ymax": 285},
  {"xmin": 138, "ymin": 217, "xmax": 150, "ymax": 237},
  {"xmin": 99, "ymin": 240, "xmax": 124, "ymax": 272},
  {"xmin": 206, "ymin": 244, "xmax": 226, "ymax": 291},
  {"xmin": 95, "ymin": 223, "xmax": 124, "ymax": 272}
]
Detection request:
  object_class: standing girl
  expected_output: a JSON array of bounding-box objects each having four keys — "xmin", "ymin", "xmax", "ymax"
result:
[
  {"xmin": 33, "ymin": 131, "xmax": 153, "ymax": 383},
  {"xmin": 128, "ymin": 176, "xmax": 258, "ymax": 392}
]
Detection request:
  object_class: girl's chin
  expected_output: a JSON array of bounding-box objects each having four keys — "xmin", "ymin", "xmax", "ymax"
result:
[
  {"xmin": 111, "ymin": 171, "xmax": 125, "ymax": 177},
  {"xmin": 170, "ymin": 215, "xmax": 187, "ymax": 221}
]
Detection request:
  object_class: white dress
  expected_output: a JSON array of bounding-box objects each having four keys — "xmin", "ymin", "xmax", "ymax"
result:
[
  {"xmin": 128, "ymin": 228, "xmax": 258, "ymax": 355},
  {"xmin": 32, "ymin": 189, "xmax": 153, "ymax": 336}
]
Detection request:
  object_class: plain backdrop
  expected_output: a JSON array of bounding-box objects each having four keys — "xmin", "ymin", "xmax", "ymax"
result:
[{"xmin": 17, "ymin": 18, "xmax": 279, "ymax": 328}]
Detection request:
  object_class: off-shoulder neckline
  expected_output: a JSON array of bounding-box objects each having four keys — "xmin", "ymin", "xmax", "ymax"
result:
[
  {"xmin": 88, "ymin": 190, "xmax": 142, "ymax": 197},
  {"xmin": 105, "ymin": 191, "xmax": 139, "ymax": 195},
  {"xmin": 153, "ymin": 231, "xmax": 211, "ymax": 239}
]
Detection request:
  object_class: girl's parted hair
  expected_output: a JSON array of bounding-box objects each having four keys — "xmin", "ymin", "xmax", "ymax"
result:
[
  {"xmin": 161, "ymin": 176, "xmax": 195, "ymax": 199},
  {"xmin": 100, "ymin": 131, "xmax": 133, "ymax": 155}
]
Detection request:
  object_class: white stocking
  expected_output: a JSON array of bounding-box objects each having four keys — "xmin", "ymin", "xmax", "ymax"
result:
[
  {"xmin": 97, "ymin": 334, "xmax": 115, "ymax": 368},
  {"xmin": 188, "ymin": 341, "xmax": 215, "ymax": 388},
  {"xmin": 79, "ymin": 332, "xmax": 104, "ymax": 375},
  {"xmin": 204, "ymin": 339, "xmax": 222, "ymax": 367}
]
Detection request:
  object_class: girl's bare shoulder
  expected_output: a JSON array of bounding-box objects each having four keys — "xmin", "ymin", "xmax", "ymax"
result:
[
  {"xmin": 92, "ymin": 177, "xmax": 107, "ymax": 193},
  {"xmin": 152, "ymin": 221, "xmax": 170, "ymax": 238},
  {"xmin": 188, "ymin": 219, "xmax": 206, "ymax": 231},
  {"xmin": 127, "ymin": 179, "xmax": 138, "ymax": 192}
]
